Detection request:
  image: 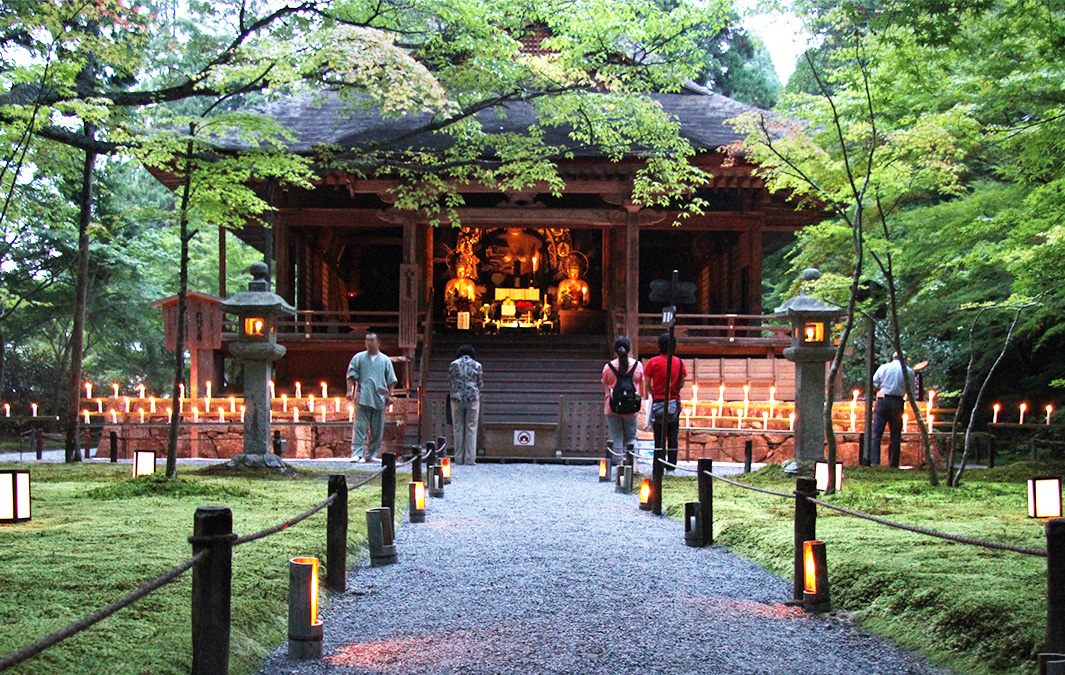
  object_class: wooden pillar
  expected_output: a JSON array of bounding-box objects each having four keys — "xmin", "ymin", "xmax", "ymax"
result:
[
  {"xmin": 275, "ymin": 213, "xmax": 293, "ymax": 303},
  {"xmin": 748, "ymin": 220, "xmax": 764, "ymax": 314},
  {"xmin": 400, "ymin": 220, "xmax": 418, "ymax": 362},
  {"xmin": 624, "ymin": 211, "xmax": 639, "ymax": 358},
  {"xmin": 218, "ymin": 225, "xmax": 226, "ymax": 298}
]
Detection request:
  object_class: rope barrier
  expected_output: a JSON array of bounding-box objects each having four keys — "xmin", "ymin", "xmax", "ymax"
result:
[
  {"xmin": 0, "ymin": 550, "xmax": 208, "ymax": 672},
  {"xmin": 233, "ymin": 493, "xmax": 338, "ymax": 547},
  {"xmin": 806, "ymin": 496, "xmax": 1047, "ymax": 557}
]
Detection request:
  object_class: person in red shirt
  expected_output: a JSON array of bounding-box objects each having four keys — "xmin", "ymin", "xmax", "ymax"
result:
[{"xmin": 642, "ymin": 332, "xmax": 686, "ymax": 468}]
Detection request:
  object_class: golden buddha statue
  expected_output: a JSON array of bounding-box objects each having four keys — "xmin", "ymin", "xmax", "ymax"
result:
[
  {"xmin": 445, "ymin": 266, "xmax": 477, "ymax": 310},
  {"xmin": 558, "ymin": 265, "xmax": 589, "ymax": 309}
]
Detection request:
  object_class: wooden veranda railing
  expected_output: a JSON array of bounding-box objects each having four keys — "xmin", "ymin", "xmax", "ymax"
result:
[{"xmin": 631, "ymin": 313, "xmax": 792, "ymax": 349}]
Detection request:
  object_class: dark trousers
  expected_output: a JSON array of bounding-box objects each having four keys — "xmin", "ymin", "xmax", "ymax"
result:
[
  {"xmin": 871, "ymin": 395, "xmax": 904, "ymax": 468},
  {"xmin": 652, "ymin": 403, "xmax": 680, "ymax": 467}
]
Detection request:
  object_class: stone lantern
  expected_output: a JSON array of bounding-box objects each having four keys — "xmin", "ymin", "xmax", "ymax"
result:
[
  {"xmin": 775, "ymin": 268, "xmax": 843, "ymax": 475},
  {"xmin": 220, "ymin": 262, "xmax": 295, "ymax": 468}
]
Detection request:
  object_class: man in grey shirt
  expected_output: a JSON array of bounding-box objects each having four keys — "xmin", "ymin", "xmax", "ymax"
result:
[
  {"xmin": 346, "ymin": 333, "xmax": 397, "ymax": 462},
  {"xmin": 870, "ymin": 352, "xmax": 915, "ymax": 467}
]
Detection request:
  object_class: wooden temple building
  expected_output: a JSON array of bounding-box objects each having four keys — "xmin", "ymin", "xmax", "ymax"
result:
[{"xmin": 149, "ymin": 83, "xmax": 837, "ymax": 461}]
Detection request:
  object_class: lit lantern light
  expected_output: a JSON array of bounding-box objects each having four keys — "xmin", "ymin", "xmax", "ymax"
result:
[
  {"xmin": 124, "ymin": 396, "xmax": 130, "ymax": 413},
  {"xmin": 282, "ymin": 394, "xmax": 288, "ymax": 412},
  {"xmin": 441, "ymin": 457, "xmax": 452, "ymax": 485},
  {"xmin": 149, "ymin": 396, "xmax": 156, "ymax": 413},
  {"xmin": 348, "ymin": 405, "xmax": 354, "ymax": 422},
  {"xmin": 112, "ymin": 383, "xmax": 119, "ymax": 398},
  {"xmin": 769, "ymin": 386, "xmax": 776, "ymax": 419},
  {"xmin": 243, "ymin": 317, "xmax": 265, "ymax": 338},
  {"xmin": 83, "ymin": 410, "xmax": 90, "ymax": 424},
  {"xmin": 802, "ymin": 540, "xmax": 831, "ymax": 613},
  {"xmin": 137, "ymin": 384, "xmax": 145, "ymax": 399},
  {"xmin": 218, "ymin": 407, "xmax": 225, "ymax": 423},
  {"xmin": 815, "ymin": 461, "xmax": 843, "ymax": 492},
  {"xmin": 269, "ymin": 380, "xmax": 276, "ymax": 399},
  {"xmin": 205, "ymin": 380, "xmax": 212, "ymax": 401},
  {"xmin": 308, "ymin": 395, "xmax": 315, "ymax": 412},
  {"xmin": 409, "ymin": 481, "xmax": 426, "ymax": 523},
  {"xmin": 334, "ymin": 397, "xmax": 340, "ymax": 413},
  {"xmin": 599, "ymin": 458, "xmax": 609, "ymax": 482},
  {"xmin": 321, "ymin": 382, "xmax": 328, "ymax": 399},
  {"xmin": 240, "ymin": 406, "xmax": 246, "ymax": 423},
  {"xmin": 287, "ymin": 557, "xmax": 323, "ymax": 660},
  {"xmin": 639, "ymin": 478, "xmax": 652, "ymax": 511},
  {"xmin": 138, "ymin": 409, "xmax": 144, "ymax": 424},
  {"xmin": 0, "ymin": 470, "xmax": 31, "ymax": 523},
  {"xmin": 1028, "ymin": 477, "xmax": 1062, "ymax": 518},
  {"xmin": 85, "ymin": 382, "xmax": 92, "ymax": 400},
  {"xmin": 96, "ymin": 398, "xmax": 103, "ymax": 413},
  {"xmin": 1020, "ymin": 403, "xmax": 1028, "ymax": 425},
  {"xmin": 1049, "ymin": 405, "xmax": 1055, "ymax": 426},
  {"xmin": 993, "ymin": 403, "xmax": 1000, "ymax": 424},
  {"xmin": 30, "ymin": 403, "xmax": 37, "ymax": 417},
  {"xmin": 803, "ymin": 321, "xmax": 825, "ymax": 343},
  {"xmin": 192, "ymin": 407, "xmax": 199, "ymax": 423},
  {"xmin": 789, "ymin": 413, "xmax": 795, "ymax": 431},
  {"xmin": 229, "ymin": 396, "xmax": 236, "ymax": 413},
  {"xmin": 109, "ymin": 409, "xmax": 117, "ymax": 424},
  {"xmin": 3, "ymin": 403, "xmax": 8, "ymax": 417},
  {"xmin": 132, "ymin": 450, "xmax": 156, "ymax": 477},
  {"xmin": 295, "ymin": 382, "xmax": 302, "ymax": 399}
]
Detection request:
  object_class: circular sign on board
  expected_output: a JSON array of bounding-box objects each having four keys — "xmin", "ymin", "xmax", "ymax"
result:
[{"xmin": 514, "ymin": 430, "xmax": 535, "ymax": 446}]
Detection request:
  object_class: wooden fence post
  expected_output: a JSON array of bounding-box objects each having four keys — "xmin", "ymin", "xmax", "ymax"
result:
[
  {"xmin": 652, "ymin": 449, "xmax": 665, "ymax": 516},
  {"xmin": 36, "ymin": 429, "xmax": 44, "ymax": 461},
  {"xmin": 1047, "ymin": 518, "xmax": 1065, "ymax": 653},
  {"xmin": 381, "ymin": 452, "xmax": 396, "ymax": 519},
  {"xmin": 327, "ymin": 475, "xmax": 348, "ymax": 593},
  {"xmin": 743, "ymin": 440, "xmax": 752, "ymax": 474},
  {"xmin": 411, "ymin": 445, "xmax": 423, "ymax": 484},
  {"xmin": 109, "ymin": 431, "xmax": 118, "ymax": 463},
  {"xmin": 191, "ymin": 506, "xmax": 233, "ymax": 675},
  {"xmin": 698, "ymin": 457, "xmax": 713, "ymax": 547},
  {"xmin": 793, "ymin": 476, "xmax": 817, "ymax": 602}
]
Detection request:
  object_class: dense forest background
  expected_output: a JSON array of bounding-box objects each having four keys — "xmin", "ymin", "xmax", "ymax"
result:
[{"xmin": 1, "ymin": 0, "xmax": 1063, "ymax": 428}]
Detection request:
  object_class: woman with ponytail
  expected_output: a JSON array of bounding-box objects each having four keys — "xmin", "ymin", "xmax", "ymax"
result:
[{"xmin": 601, "ymin": 336, "xmax": 643, "ymax": 464}]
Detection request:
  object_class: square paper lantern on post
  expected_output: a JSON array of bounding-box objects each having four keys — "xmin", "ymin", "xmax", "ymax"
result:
[
  {"xmin": 815, "ymin": 461, "xmax": 843, "ymax": 492},
  {"xmin": 0, "ymin": 470, "xmax": 31, "ymax": 523},
  {"xmin": 133, "ymin": 450, "xmax": 156, "ymax": 477},
  {"xmin": 1028, "ymin": 477, "xmax": 1062, "ymax": 518}
]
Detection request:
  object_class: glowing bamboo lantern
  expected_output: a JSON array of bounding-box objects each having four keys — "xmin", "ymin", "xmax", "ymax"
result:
[
  {"xmin": 293, "ymin": 407, "xmax": 299, "ymax": 423},
  {"xmin": 192, "ymin": 407, "xmax": 198, "ymax": 423},
  {"xmin": 137, "ymin": 384, "xmax": 145, "ymax": 399},
  {"xmin": 1020, "ymin": 403, "xmax": 1028, "ymax": 425},
  {"xmin": 295, "ymin": 381, "xmax": 302, "ymax": 399},
  {"xmin": 769, "ymin": 386, "xmax": 776, "ymax": 418},
  {"xmin": 1048, "ymin": 405, "xmax": 1054, "ymax": 425},
  {"xmin": 409, "ymin": 481, "xmax": 426, "ymax": 522},
  {"xmin": 109, "ymin": 409, "xmax": 117, "ymax": 423},
  {"xmin": 229, "ymin": 396, "xmax": 236, "ymax": 413},
  {"xmin": 802, "ymin": 540, "xmax": 831, "ymax": 612},
  {"xmin": 321, "ymin": 382, "xmax": 328, "ymax": 399},
  {"xmin": 282, "ymin": 394, "xmax": 288, "ymax": 412},
  {"xmin": 124, "ymin": 396, "xmax": 130, "ymax": 413},
  {"xmin": 96, "ymin": 398, "xmax": 103, "ymax": 413},
  {"xmin": 240, "ymin": 406, "xmax": 246, "ymax": 423},
  {"xmin": 138, "ymin": 409, "xmax": 145, "ymax": 423},
  {"xmin": 639, "ymin": 478, "xmax": 652, "ymax": 511},
  {"xmin": 269, "ymin": 380, "xmax": 276, "ymax": 399},
  {"xmin": 993, "ymin": 403, "xmax": 1000, "ymax": 424},
  {"xmin": 308, "ymin": 395, "xmax": 315, "ymax": 412},
  {"xmin": 599, "ymin": 458, "xmax": 609, "ymax": 481},
  {"xmin": 85, "ymin": 382, "xmax": 92, "ymax": 399},
  {"xmin": 83, "ymin": 410, "xmax": 90, "ymax": 424},
  {"xmin": 149, "ymin": 396, "xmax": 156, "ymax": 413},
  {"xmin": 218, "ymin": 407, "xmax": 225, "ymax": 423},
  {"xmin": 112, "ymin": 383, "xmax": 119, "ymax": 398},
  {"xmin": 30, "ymin": 403, "xmax": 37, "ymax": 417}
]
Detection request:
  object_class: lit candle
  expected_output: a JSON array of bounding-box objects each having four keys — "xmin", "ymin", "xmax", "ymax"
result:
[
  {"xmin": 348, "ymin": 404, "xmax": 354, "ymax": 422},
  {"xmin": 218, "ymin": 406, "xmax": 225, "ymax": 423},
  {"xmin": 717, "ymin": 383, "xmax": 725, "ymax": 417},
  {"xmin": 240, "ymin": 405, "xmax": 246, "ymax": 423},
  {"xmin": 293, "ymin": 407, "xmax": 299, "ymax": 423},
  {"xmin": 532, "ymin": 255, "xmax": 538, "ymax": 272},
  {"xmin": 903, "ymin": 413, "xmax": 909, "ymax": 434},
  {"xmin": 928, "ymin": 414, "xmax": 934, "ymax": 430},
  {"xmin": 85, "ymin": 382, "xmax": 92, "ymax": 399},
  {"xmin": 138, "ymin": 408, "xmax": 144, "ymax": 423},
  {"xmin": 179, "ymin": 382, "xmax": 185, "ymax": 399},
  {"xmin": 308, "ymin": 395, "xmax": 315, "ymax": 412},
  {"xmin": 737, "ymin": 411, "xmax": 743, "ymax": 429},
  {"xmin": 927, "ymin": 390, "xmax": 935, "ymax": 422},
  {"xmin": 124, "ymin": 396, "xmax": 130, "ymax": 413},
  {"xmin": 320, "ymin": 407, "xmax": 326, "ymax": 423},
  {"xmin": 789, "ymin": 413, "xmax": 795, "ymax": 431},
  {"xmin": 205, "ymin": 380, "xmax": 212, "ymax": 401},
  {"xmin": 192, "ymin": 407, "xmax": 198, "ymax": 423},
  {"xmin": 229, "ymin": 396, "xmax": 236, "ymax": 413},
  {"xmin": 138, "ymin": 383, "xmax": 145, "ymax": 399},
  {"xmin": 993, "ymin": 403, "xmax": 1000, "ymax": 424},
  {"xmin": 167, "ymin": 407, "xmax": 173, "ymax": 423},
  {"xmin": 96, "ymin": 397, "xmax": 103, "ymax": 413},
  {"xmin": 685, "ymin": 401, "xmax": 691, "ymax": 428},
  {"xmin": 1048, "ymin": 405, "xmax": 1054, "ymax": 425},
  {"xmin": 769, "ymin": 386, "xmax": 776, "ymax": 418},
  {"xmin": 334, "ymin": 397, "xmax": 340, "ymax": 412},
  {"xmin": 1020, "ymin": 403, "xmax": 1027, "ymax": 425},
  {"xmin": 112, "ymin": 383, "xmax": 119, "ymax": 398},
  {"xmin": 31, "ymin": 403, "xmax": 37, "ymax": 417},
  {"xmin": 742, "ymin": 384, "xmax": 749, "ymax": 421},
  {"xmin": 295, "ymin": 382, "xmax": 302, "ymax": 399},
  {"xmin": 203, "ymin": 396, "xmax": 209, "ymax": 410},
  {"xmin": 269, "ymin": 380, "xmax": 276, "ymax": 398},
  {"xmin": 83, "ymin": 409, "xmax": 90, "ymax": 424},
  {"xmin": 109, "ymin": 409, "xmax": 117, "ymax": 423},
  {"xmin": 321, "ymin": 382, "xmax": 328, "ymax": 398},
  {"xmin": 852, "ymin": 389, "xmax": 860, "ymax": 406},
  {"xmin": 3, "ymin": 403, "xmax": 8, "ymax": 417},
  {"xmin": 282, "ymin": 394, "xmax": 288, "ymax": 412},
  {"xmin": 149, "ymin": 396, "xmax": 156, "ymax": 413},
  {"xmin": 711, "ymin": 410, "xmax": 717, "ymax": 428},
  {"xmin": 763, "ymin": 411, "xmax": 769, "ymax": 429},
  {"xmin": 692, "ymin": 384, "xmax": 699, "ymax": 410},
  {"xmin": 850, "ymin": 413, "xmax": 856, "ymax": 432}
]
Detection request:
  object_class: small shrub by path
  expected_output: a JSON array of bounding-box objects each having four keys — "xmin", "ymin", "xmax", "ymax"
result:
[
  {"xmin": 0, "ymin": 463, "xmax": 404, "ymax": 675},
  {"xmin": 660, "ymin": 462, "xmax": 1061, "ymax": 675}
]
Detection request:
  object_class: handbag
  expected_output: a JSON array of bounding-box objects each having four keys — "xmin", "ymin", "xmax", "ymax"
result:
[{"xmin": 650, "ymin": 399, "xmax": 680, "ymax": 424}]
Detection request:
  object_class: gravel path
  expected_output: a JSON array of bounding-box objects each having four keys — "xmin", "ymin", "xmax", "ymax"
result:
[{"xmin": 259, "ymin": 464, "xmax": 953, "ymax": 675}]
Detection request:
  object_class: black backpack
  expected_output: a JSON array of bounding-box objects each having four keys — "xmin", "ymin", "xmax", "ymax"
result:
[{"xmin": 607, "ymin": 360, "xmax": 642, "ymax": 415}]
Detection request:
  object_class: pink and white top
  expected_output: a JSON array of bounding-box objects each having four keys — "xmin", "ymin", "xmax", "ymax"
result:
[{"xmin": 601, "ymin": 358, "xmax": 644, "ymax": 419}]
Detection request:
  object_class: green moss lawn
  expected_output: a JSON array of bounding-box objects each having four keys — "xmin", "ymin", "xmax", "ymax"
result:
[
  {"xmin": 0, "ymin": 462, "xmax": 407, "ymax": 675},
  {"xmin": 659, "ymin": 462, "xmax": 1061, "ymax": 675}
]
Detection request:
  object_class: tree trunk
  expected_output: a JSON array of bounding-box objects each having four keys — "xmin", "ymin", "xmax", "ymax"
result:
[
  {"xmin": 165, "ymin": 135, "xmax": 196, "ymax": 478},
  {"xmin": 63, "ymin": 124, "xmax": 95, "ymax": 463}
]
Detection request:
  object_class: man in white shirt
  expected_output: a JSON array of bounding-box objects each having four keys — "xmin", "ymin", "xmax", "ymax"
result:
[
  {"xmin": 870, "ymin": 352, "xmax": 915, "ymax": 467},
  {"xmin": 346, "ymin": 333, "xmax": 397, "ymax": 462}
]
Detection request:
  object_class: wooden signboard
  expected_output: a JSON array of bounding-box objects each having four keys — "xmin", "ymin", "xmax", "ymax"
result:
[{"xmin": 151, "ymin": 292, "xmax": 223, "ymax": 351}]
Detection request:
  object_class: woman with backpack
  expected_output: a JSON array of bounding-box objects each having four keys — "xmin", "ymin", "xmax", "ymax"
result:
[{"xmin": 602, "ymin": 336, "xmax": 644, "ymax": 465}]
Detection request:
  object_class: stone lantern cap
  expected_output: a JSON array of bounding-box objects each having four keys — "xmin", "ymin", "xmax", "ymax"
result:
[
  {"xmin": 773, "ymin": 268, "xmax": 843, "ymax": 319},
  {"xmin": 219, "ymin": 262, "xmax": 296, "ymax": 317}
]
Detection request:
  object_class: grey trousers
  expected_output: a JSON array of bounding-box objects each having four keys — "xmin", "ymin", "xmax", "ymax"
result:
[
  {"xmin": 352, "ymin": 404, "xmax": 386, "ymax": 459},
  {"xmin": 606, "ymin": 415, "xmax": 637, "ymax": 464},
  {"xmin": 450, "ymin": 398, "xmax": 480, "ymax": 465}
]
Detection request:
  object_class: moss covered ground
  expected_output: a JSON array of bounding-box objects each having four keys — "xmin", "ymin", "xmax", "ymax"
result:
[
  {"xmin": 659, "ymin": 462, "xmax": 1063, "ymax": 675},
  {"xmin": 0, "ymin": 462, "xmax": 405, "ymax": 675}
]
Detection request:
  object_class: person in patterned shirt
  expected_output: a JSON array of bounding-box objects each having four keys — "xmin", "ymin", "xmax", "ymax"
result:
[{"xmin": 448, "ymin": 344, "xmax": 483, "ymax": 465}]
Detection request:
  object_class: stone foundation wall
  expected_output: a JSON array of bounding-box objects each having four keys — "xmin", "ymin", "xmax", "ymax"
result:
[{"xmin": 677, "ymin": 428, "xmax": 944, "ymax": 467}]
